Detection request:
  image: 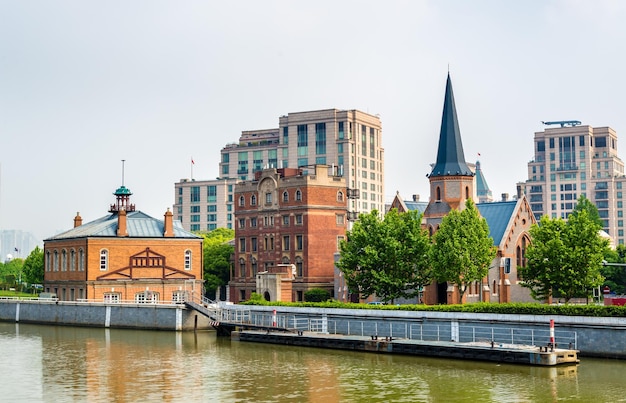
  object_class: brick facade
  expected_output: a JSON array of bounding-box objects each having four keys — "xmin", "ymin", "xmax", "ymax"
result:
[
  {"xmin": 44, "ymin": 187, "xmax": 203, "ymax": 303},
  {"xmin": 229, "ymin": 165, "xmax": 347, "ymax": 302}
]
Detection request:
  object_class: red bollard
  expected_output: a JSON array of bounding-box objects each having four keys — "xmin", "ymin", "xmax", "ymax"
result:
[{"xmin": 549, "ymin": 319, "xmax": 555, "ymax": 349}]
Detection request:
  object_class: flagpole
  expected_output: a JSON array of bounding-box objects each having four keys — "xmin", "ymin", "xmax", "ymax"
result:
[{"xmin": 191, "ymin": 157, "xmax": 194, "ymax": 181}]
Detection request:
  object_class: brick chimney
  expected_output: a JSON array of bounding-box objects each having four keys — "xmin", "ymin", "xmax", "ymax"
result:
[
  {"xmin": 74, "ymin": 212, "xmax": 82, "ymax": 228},
  {"xmin": 117, "ymin": 209, "xmax": 128, "ymax": 237},
  {"xmin": 164, "ymin": 208, "xmax": 174, "ymax": 237}
]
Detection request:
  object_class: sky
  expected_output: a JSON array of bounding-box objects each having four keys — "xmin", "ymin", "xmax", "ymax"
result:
[{"xmin": 2, "ymin": 0, "xmax": 626, "ymax": 242}]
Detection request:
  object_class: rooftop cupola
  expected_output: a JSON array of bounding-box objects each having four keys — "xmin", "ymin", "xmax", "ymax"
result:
[{"xmin": 109, "ymin": 185, "xmax": 136, "ymax": 213}]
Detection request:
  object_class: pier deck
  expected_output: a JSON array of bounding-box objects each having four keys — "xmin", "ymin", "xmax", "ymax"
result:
[{"xmin": 232, "ymin": 330, "xmax": 579, "ymax": 366}]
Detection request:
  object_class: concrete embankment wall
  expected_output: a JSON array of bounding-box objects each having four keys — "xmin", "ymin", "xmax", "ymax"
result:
[
  {"xmin": 225, "ymin": 305, "xmax": 626, "ymax": 359},
  {"xmin": 0, "ymin": 300, "xmax": 213, "ymax": 331}
]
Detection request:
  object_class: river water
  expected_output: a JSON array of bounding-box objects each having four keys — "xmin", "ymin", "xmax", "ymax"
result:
[{"xmin": 0, "ymin": 322, "xmax": 624, "ymax": 403}]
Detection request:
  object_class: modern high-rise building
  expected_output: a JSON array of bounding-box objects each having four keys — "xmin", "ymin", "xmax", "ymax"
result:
[
  {"xmin": 518, "ymin": 123, "xmax": 626, "ymax": 245},
  {"xmin": 173, "ymin": 178, "xmax": 237, "ymax": 231},
  {"xmin": 219, "ymin": 109, "xmax": 384, "ymax": 220}
]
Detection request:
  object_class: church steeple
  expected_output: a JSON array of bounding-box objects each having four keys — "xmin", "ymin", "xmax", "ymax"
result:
[
  {"xmin": 428, "ymin": 73, "xmax": 473, "ymax": 178},
  {"xmin": 424, "ymin": 73, "xmax": 477, "ymax": 229}
]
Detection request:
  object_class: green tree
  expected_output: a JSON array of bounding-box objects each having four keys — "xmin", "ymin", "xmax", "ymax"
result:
[
  {"xmin": 0, "ymin": 258, "xmax": 24, "ymax": 287},
  {"xmin": 521, "ymin": 209, "xmax": 608, "ymax": 303},
  {"xmin": 199, "ymin": 228, "xmax": 234, "ymax": 300},
  {"xmin": 430, "ymin": 199, "xmax": 497, "ymax": 303},
  {"xmin": 601, "ymin": 245, "xmax": 626, "ymax": 295},
  {"xmin": 337, "ymin": 209, "xmax": 432, "ymax": 303},
  {"xmin": 570, "ymin": 195, "xmax": 604, "ymax": 228},
  {"xmin": 22, "ymin": 246, "xmax": 44, "ymax": 285}
]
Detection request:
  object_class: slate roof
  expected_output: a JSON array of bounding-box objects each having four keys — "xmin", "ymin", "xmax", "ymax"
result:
[
  {"xmin": 475, "ymin": 160, "xmax": 493, "ymax": 199},
  {"xmin": 429, "ymin": 73, "xmax": 474, "ymax": 178},
  {"xmin": 476, "ymin": 201, "xmax": 518, "ymax": 246},
  {"xmin": 403, "ymin": 200, "xmax": 429, "ymax": 214},
  {"xmin": 45, "ymin": 211, "xmax": 201, "ymax": 241}
]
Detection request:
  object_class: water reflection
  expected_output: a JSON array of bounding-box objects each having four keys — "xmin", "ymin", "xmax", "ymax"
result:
[{"xmin": 0, "ymin": 323, "xmax": 625, "ymax": 402}]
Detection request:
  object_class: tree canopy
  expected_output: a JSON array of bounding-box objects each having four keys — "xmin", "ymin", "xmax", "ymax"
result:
[
  {"xmin": 198, "ymin": 228, "xmax": 234, "ymax": 300},
  {"xmin": 429, "ymin": 199, "xmax": 497, "ymax": 303},
  {"xmin": 21, "ymin": 246, "xmax": 44, "ymax": 285},
  {"xmin": 337, "ymin": 209, "xmax": 432, "ymax": 303},
  {"xmin": 521, "ymin": 203, "xmax": 609, "ymax": 303},
  {"xmin": 601, "ymin": 245, "xmax": 626, "ymax": 295}
]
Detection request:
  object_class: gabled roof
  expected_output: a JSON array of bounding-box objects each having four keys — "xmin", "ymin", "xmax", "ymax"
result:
[
  {"xmin": 476, "ymin": 201, "xmax": 518, "ymax": 246},
  {"xmin": 429, "ymin": 73, "xmax": 473, "ymax": 178},
  {"xmin": 45, "ymin": 211, "xmax": 200, "ymax": 241}
]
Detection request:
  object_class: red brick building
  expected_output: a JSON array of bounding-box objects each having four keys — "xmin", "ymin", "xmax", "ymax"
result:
[
  {"xmin": 43, "ymin": 185, "xmax": 204, "ymax": 303},
  {"xmin": 229, "ymin": 165, "xmax": 348, "ymax": 302}
]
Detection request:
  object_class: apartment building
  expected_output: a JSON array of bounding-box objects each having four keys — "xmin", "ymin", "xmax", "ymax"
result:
[
  {"xmin": 228, "ymin": 165, "xmax": 348, "ymax": 303},
  {"xmin": 173, "ymin": 178, "xmax": 237, "ymax": 231},
  {"xmin": 219, "ymin": 109, "xmax": 384, "ymax": 220},
  {"xmin": 518, "ymin": 123, "xmax": 626, "ymax": 245}
]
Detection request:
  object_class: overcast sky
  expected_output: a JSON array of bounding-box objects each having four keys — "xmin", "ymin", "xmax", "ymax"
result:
[{"xmin": 2, "ymin": 0, "xmax": 626, "ymax": 241}]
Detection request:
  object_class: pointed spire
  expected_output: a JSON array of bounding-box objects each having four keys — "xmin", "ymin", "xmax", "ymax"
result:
[{"xmin": 429, "ymin": 73, "xmax": 474, "ymax": 178}]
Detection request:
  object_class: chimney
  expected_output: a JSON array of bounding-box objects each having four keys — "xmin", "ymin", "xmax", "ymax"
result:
[
  {"xmin": 117, "ymin": 209, "xmax": 128, "ymax": 237},
  {"xmin": 164, "ymin": 208, "xmax": 174, "ymax": 237},
  {"xmin": 74, "ymin": 212, "xmax": 82, "ymax": 228},
  {"xmin": 516, "ymin": 184, "xmax": 523, "ymax": 199},
  {"xmin": 412, "ymin": 194, "xmax": 420, "ymax": 202},
  {"xmin": 502, "ymin": 193, "xmax": 509, "ymax": 202}
]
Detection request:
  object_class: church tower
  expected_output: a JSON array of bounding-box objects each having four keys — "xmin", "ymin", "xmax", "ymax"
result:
[{"xmin": 423, "ymin": 73, "xmax": 476, "ymax": 235}]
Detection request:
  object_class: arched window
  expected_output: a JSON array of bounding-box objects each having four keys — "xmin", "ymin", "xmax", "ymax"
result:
[
  {"xmin": 282, "ymin": 256, "xmax": 290, "ymax": 264},
  {"xmin": 251, "ymin": 257, "xmax": 257, "ymax": 276},
  {"xmin": 100, "ymin": 249, "xmax": 108, "ymax": 271},
  {"xmin": 295, "ymin": 256, "xmax": 303, "ymax": 277},
  {"xmin": 78, "ymin": 249, "xmax": 85, "ymax": 271},
  {"xmin": 295, "ymin": 189, "xmax": 302, "ymax": 201},
  {"xmin": 436, "ymin": 186, "xmax": 441, "ymax": 201},
  {"xmin": 239, "ymin": 258, "xmax": 246, "ymax": 277},
  {"xmin": 337, "ymin": 191, "xmax": 344, "ymax": 202},
  {"xmin": 184, "ymin": 250, "xmax": 192, "ymax": 270},
  {"xmin": 70, "ymin": 249, "xmax": 76, "ymax": 271},
  {"xmin": 239, "ymin": 195, "xmax": 245, "ymax": 207},
  {"xmin": 251, "ymin": 194, "xmax": 257, "ymax": 206},
  {"xmin": 45, "ymin": 251, "xmax": 51, "ymax": 272},
  {"xmin": 282, "ymin": 191, "xmax": 289, "ymax": 202},
  {"xmin": 465, "ymin": 186, "xmax": 470, "ymax": 199},
  {"xmin": 492, "ymin": 280, "xmax": 498, "ymax": 295},
  {"xmin": 61, "ymin": 249, "xmax": 67, "ymax": 271},
  {"xmin": 53, "ymin": 250, "xmax": 59, "ymax": 272}
]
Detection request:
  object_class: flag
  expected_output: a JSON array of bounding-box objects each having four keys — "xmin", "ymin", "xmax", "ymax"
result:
[{"xmin": 191, "ymin": 157, "xmax": 195, "ymax": 165}]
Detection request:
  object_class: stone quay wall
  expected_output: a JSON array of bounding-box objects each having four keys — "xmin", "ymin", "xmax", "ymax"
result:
[{"xmin": 0, "ymin": 299, "xmax": 213, "ymax": 331}]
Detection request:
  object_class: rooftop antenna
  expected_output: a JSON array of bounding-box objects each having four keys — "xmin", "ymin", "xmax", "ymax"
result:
[{"xmin": 121, "ymin": 159, "xmax": 125, "ymax": 186}]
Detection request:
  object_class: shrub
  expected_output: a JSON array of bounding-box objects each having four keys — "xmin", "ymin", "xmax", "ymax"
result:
[{"xmin": 304, "ymin": 288, "xmax": 330, "ymax": 302}]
